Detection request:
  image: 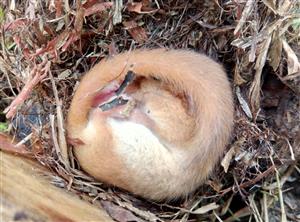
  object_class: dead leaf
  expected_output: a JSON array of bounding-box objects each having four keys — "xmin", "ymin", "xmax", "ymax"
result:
[
  {"xmin": 282, "ymin": 39, "xmax": 300, "ymax": 76},
  {"xmin": 113, "ymin": 0, "xmax": 123, "ymax": 25},
  {"xmin": 126, "ymin": 1, "xmax": 157, "ymax": 14},
  {"xmin": 74, "ymin": 0, "xmax": 84, "ymax": 33},
  {"xmin": 207, "ymin": 180, "xmax": 222, "ymax": 192},
  {"xmin": 191, "ymin": 203, "xmax": 219, "ymax": 214},
  {"xmin": 221, "ymin": 146, "xmax": 237, "ymax": 173},
  {"xmin": 269, "ymin": 30, "xmax": 283, "ymax": 71},
  {"xmin": 127, "ymin": 2, "xmax": 143, "ymax": 13},
  {"xmin": 33, "ymin": 31, "xmax": 69, "ymax": 58},
  {"xmin": 55, "ymin": 0, "xmax": 63, "ymax": 17},
  {"xmin": 101, "ymin": 200, "xmax": 145, "ymax": 222},
  {"xmin": 234, "ymin": 0, "xmax": 256, "ymax": 35},
  {"xmin": 83, "ymin": 2, "xmax": 113, "ymax": 17},
  {"xmin": 236, "ymin": 87, "xmax": 252, "ymax": 119},
  {"xmin": 4, "ymin": 61, "xmax": 51, "ymax": 119},
  {"xmin": 123, "ymin": 20, "xmax": 148, "ymax": 43},
  {"xmin": 61, "ymin": 31, "xmax": 80, "ymax": 52},
  {"xmin": 4, "ymin": 18, "xmax": 30, "ymax": 31},
  {"xmin": 277, "ymin": 0, "xmax": 293, "ymax": 16},
  {"xmin": 249, "ymin": 36, "xmax": 272, "ymax": 113},
  {"xmin": 221, "ymin": 136, "xmax": 246, "ymax": 173},
  {"xmin": 234, "ymin": 62, "xmax": 247, "ymax": 85},
  {"xmin": 25, "ymin": 0, "xmax": 37, "ymax": 19},
  {"xmin": 262, "ymin": 0, "xmax": 277, "ymax": 14}
]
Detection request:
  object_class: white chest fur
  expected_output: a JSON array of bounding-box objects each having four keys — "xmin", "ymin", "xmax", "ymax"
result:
[{"xmin": 107, "ymin": 118, "xmax": 198, "ymax": 199}]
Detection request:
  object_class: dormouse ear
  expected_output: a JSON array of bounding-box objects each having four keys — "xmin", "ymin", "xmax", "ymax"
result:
[
  {"xmin": 115, "ymin": 71, "xmax": 136, "ymax": 95},
  {"xmin": 90, "ymin": 81, "xmax": 119, "ymax": 108}
]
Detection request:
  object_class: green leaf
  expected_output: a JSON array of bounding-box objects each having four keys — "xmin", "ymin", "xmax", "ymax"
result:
[
  {"xmin": 0, "ymin": 6, "xmax": 4, "ymax": 25},
  {"xmin": 0, "ymin": 122, "xmax": 8, "ymax": 132}
]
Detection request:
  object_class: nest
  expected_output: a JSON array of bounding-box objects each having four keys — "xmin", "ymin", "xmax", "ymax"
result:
[{"xmin": 0, "ymin": 0, "xmax": 299, "ymax": 221}]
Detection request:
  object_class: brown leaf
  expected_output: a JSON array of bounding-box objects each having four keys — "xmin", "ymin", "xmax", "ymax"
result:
[
  {"xmin": 221, "ymin": 146, "xmax": 236, "ymax": 173},
  {"xmin": 233, "ymin": 62, "xmax": 247, "ymax": 85},
  {"xmin": 262, "ymin": 0, "xmax": 277, "ymax": 14},
  {"xmin": 126, "ymin": 2, "xmax": 143, "ymax": 13},
  {"xmin": 277, "ymin": 0, "xmax": 293, "ymax": 16},
  {"xmin": 221, "ymin": 136, "xmax": 246, "ymax": 173},
  {"xmin": 234, "ymin": 0, "xmax": 256, "ymax": 35},
  {"xmin": 126, "ymin": 1, "xmax": 158, "ymax": 14},
  {"xmin": 282, "ymin": 39, "xmax": 300, "ymax": 76},
  {"xmin": 113, "ymin": 0, "xmax": 123, "ymax": 25},
  {"xmin": 55, "ymin": 0, "xmax": 63, "ymax": 17},
  {"xmin": 82, "ymin": 0, "xmax": 100, "ymax": 9},
  {"xmin": 4, "ymin": 18, "xmax": 30, "ymax": 31},
  {"xmin": 249, "ymin": 36, "xmax": 272, "ymax": 113},
  {"xmin": 33, "ymin": 31, "xmax": 69, "ymax": 58},
  {"xmin": 123, "ymin": 20, "xmax": 148, "ymax": 43},
  {"xmin": 12, "ymin": 35, "xmax": 31, "ymax": 59},
  {"xmin": 101, "ymin": 200, "xmax": 144, "ymax": 222},
  {"xmin": 61, "ymin": 31, "xmax": 80, "ymax": 52},
  {"xmin": 269, "ymin": 30, "xmax": 282, "ymax": 71},
  {"xmin": 25, "ymin": 0, "xmax": 37, "ymax": 19},
  {"xmin": 83, "ymin": 2, "xmax": 113, "ymax": 17},
  {"xmin": 74, "ymin": 1, "xmax": 84, "ymax": 33},
  {"xmin": 4, "ymin": 61, "xmax": 51, "ymax": 119},
  {"xmin": 236, "ymin": 87, "xmax": 252, "ymax": 119},
  {"xmin": 191, "ymin": 203, "xmax": 219, "ymax": 214}
]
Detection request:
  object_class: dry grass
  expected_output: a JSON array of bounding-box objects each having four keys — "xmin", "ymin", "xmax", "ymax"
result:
[{"xmin": 0, "ymin": 0, "xmax": 299, "ymax": 221}]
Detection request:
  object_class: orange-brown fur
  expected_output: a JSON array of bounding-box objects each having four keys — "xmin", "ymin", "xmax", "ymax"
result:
[{"xmin": 67, "ymin": 49, "xmax": 234, "ymax": 200}]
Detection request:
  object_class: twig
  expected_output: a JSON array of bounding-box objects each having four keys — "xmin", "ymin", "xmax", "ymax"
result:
[
  {"xmin": 113, "ymin": 0, "xmax": 122, "ymax": 25},
  {"xmin": 49, "ymin": 72, "xmax": 70, "ymax": 169},
  {"xmin": 4, "ymin": 61, "xmax": 51, "ymax": 119},
  {"xmin": 220, "ymin": 166, "xmax": 275, "ymax": 195},
  {"xmin": 49, "ymin": 114, "xmax": 65, "ymax": 166},
  {"xmin": 263, "ymin": 165, "xmax": 295, "ymax": 190}
]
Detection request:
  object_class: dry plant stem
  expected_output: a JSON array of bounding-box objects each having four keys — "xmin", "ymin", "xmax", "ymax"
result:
[
  {"xmin": 4, "ymin": 61, "xmax": 51, "ymax": 119},
  {"xmin": 220, "ymin": 166, "xmax": 275, "ymax": 195},
  {"xmin": 191, "ymin": 202, "xmax": 219, "ymax": 215},
  {"xmin": 263, "ymin": 164, "xmax": 296, "ymax": 190},
  {"xmin": 282, "ymin": 37, "xmax": 300, "ymax": 76},
  {"xmin": 113, "ymin": 0, "xmax": 123, "ymax": 25},
  {"xmin": 50, "ymin": 114, "xmax": 67, "ymax": 169},
  {"xmin": 224, "ymin": 207, "xmax": 251, "ymax": 222},
  {"xmin": 114, "ymin": 198, "xmax": 162, "ymax": 222},
  {"xmin": 262, "ymin": 191, "xmax": 269, "ymax": 222},
  {"xmin": 64, "ymin": 0, "xmax": 70, "ymax": 12},
  {"xmin": 234, "ymin": 0, "xmax": 255, "ymax": 35},
  {"xmin": 249, "ymin": 194, "xmax": 263, "ymax": 222},
  {"xmin": 269, "ymin": 156, "xmax": 287, "ymax": 222},
  {"xmin": 221, "ymin": 194, "xmax": 234, "ymax": 215},
  {"xmin": 213, "ymin": 210, "xmax": 223, "ymax": 222},
  {"xmin": 276, "ymin": 170, "xmax": 287, "ymax": 222},
  {"xmin": 0, "ymin": 58, "xmax": 17, "ymax": 97},
  {"xmin": 285, "ymin": 138, "xmax": 295, "ymax": 161},
  {"xmin": 49, "ymin": 72, "xmax": 70, "ymax": 168},
  {"xmin": 15, "ymin": 132, "xmax": 32, "ymax": 147},
  {"xmin": 249, "ymin": 36, "xmax": 272, "ymax": 113}
]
